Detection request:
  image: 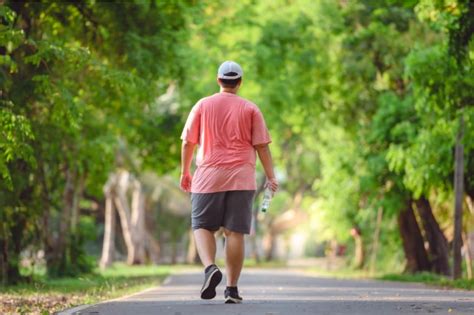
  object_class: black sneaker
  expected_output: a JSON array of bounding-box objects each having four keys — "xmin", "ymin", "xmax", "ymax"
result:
[
  {"xmin": 200, "ymin": 264, "xmax": 222, "ymax": 299},
  {"xmin": 224, "ymin": 287, "xmax": 243, "ymax": 304}
]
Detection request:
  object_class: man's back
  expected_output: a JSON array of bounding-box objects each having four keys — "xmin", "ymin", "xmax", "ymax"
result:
[
  {"xmin": 194, "ymin": 92, "xmax": 269, "ymax": 168},
  {"xmin": 181, "ymin": 91, "xmax": 270, "ymax": 193}
]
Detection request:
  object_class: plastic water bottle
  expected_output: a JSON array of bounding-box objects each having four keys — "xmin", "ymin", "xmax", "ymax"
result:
[{"xmin": 261, "ymin": 187, "xmax": 273, "ymax": 212}]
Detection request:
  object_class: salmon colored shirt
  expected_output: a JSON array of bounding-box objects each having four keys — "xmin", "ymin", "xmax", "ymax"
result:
[{"xmin": 181, "ymin": 92, "xmax": 271, "ymax": 193}]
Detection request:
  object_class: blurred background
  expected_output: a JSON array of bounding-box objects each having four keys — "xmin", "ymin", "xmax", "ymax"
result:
[{"xmin": 1, "ymin": 0, "xmax": 473, "ymax": 298}]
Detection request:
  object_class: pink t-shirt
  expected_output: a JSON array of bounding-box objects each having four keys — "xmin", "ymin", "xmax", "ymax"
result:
[{"xmin": 181, "ymin": 92, "xmax": 271, "ymax": 193}]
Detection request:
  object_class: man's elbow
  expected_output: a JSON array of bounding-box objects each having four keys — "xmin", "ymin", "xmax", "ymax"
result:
[
  {"xmin": 182, "ymin": 140, "xmax": 197, "ymax": 149},
  {"xmin": 254, "ymin": 143, "xmax": 269, "ymax": 150}
]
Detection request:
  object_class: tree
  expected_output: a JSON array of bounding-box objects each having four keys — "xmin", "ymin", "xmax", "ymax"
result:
[
  {"xmin": 402, "ymin": 0, "xmax": 474, "ymax": 278},
  {"xmin": 1, "ymin": 1, "xmax": 198, "ymax": 282}
]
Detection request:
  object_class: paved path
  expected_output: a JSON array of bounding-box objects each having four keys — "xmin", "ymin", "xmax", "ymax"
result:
[{"xmin": 66, "ymin": 269, "xmax": 474, "ymax": 315}]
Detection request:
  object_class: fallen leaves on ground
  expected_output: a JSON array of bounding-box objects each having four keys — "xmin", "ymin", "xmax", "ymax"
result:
[{"xmin": 0, "ymin": 293, "xmax": 84, "ymax": 314}]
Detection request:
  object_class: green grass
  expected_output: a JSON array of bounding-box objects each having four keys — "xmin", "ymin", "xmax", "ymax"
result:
[
  {"xmin": 0, "ymin": 263, "xmax": 186, "ymax": 314},
  {"xmin": 305, "ymin": 265, "xmax": 474, "ymax": 291},
  {"xmin": 379, "ymin": 272, "xmax": 474, "ymax": 290},
  {"xmin": 305, "ymin": 266, "xmax": 376, "ymax": 279}
]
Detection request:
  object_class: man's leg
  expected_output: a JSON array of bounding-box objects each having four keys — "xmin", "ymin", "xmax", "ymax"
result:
[
  {"xmin": 194, "ymin": 228, "xmax": 222, "ymax": 300},
  {"xmin": 191, "ymin": 193, "xmax": 227, "ymax": 300},
  {"xmin": 193, "ymin": 228, "xmax": 216, "ymax": 267},
  {"xmin": 220, "ymin": 190, "xmax": 254, "ymax": 303},
  {"xmin": 223, "ymin": 228, "xmax": 245, "ymax": 286}
]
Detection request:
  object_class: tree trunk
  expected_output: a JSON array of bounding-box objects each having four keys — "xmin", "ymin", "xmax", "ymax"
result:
[
  {"xmin": 100, "ymin": 194, "xmax": 116, "ymax": 269},
  {"xmin": 114, "ymin": 190, "xmax": 139, "ymax": 264},
  {"xmin": 70, "ymin": 175, "xmax": 84, "ymax": 233},
  {"xmin": 100, "ymin": 170, "xmax": 158, "ymax": 266},
  {"xmin": 0, "ymin": 236, "xmax": 7, "ymax": 286},
  {"xmin": 351, "ymin": 227, "xmax": 365, "ymax": 269},
  {"xmin": 145, "ymin": 230, "xmax": 160, "ymax": 264},
  {"xmin": 113, "ymin": 171, "xmax": 146, "ymax": 265},
  {"xmin": 69, "ymin": 174, "xmax": 84, "ymax": 269},
  {"xmin": 130, "ymin": 178, "xmax": 146, "ymax": 263},
  {"xmin": 0, "ymin": 224, "xmax": 22, "ymax": 285},
  {"xmin": 398, "ymin": 200, "xmax": 431, "ymax": 273},
  {"xmin": 369, "ymin": 207, "xmax": 383, "ymax": 274},
  {"xmin": 463, "ymin": 232, "xmax": 472, "ymax": 279},
  {"xmin": 38, "ymin": 158, "xmax": 55, "ymax": 276},
  {"xmin": 453, "ymin": 114, "xmax": 464, "ymax": 279},
  {"xmin": 0, "ymin": 210, "xmax": 29, "ymax": 284},
  {"xmin": 466, "ymin": 195, "xmax": 474, "ymax": 214},
  {"xmin": 414, "ymin": 196, "xmax": 450, "ymax": 275},
  {"xmin": 49, "ymin": 166, "xmax": 75, "ymax": 276},
  {"xmin": 144, "ymin": 199, "xmax": 160, "ymax": 264},
  {"xmin": 171, "ymin": 242, "xmax": 178, "ymax": 265}
]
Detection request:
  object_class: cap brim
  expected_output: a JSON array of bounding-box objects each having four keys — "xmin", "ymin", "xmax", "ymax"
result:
[{"xmin": 218, "ymin": 74, "xmax": 242, "ymax": 79}]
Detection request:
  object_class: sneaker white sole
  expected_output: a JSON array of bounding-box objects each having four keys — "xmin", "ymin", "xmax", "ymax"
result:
[{"xmin": 225, "ymin": 296, "xmax": 242, "ymax": 304}]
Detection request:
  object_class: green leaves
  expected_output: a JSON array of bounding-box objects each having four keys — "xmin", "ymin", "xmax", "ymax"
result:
[
  {"xmin": 0, "ymin": 107, "xmax": 36, "ymax": 189},
  {"xmin": 24, "ymin": 41, "xmax": 90, "ymax": 69},
  {"xmin": 0, "ymin": 0, "xmax": 472, "ymax": 280},
  {"xmin": 415, "ymin": 0, "xmax": 461, "ymax": 31},
  {"xmin": 0, "ymin": 0, "xmax": 204, "ymax": 280}
]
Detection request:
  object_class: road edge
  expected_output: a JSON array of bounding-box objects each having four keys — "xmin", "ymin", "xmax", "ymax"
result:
[{"xmin": 56, "ymin": 275, "xmax": 174, "ymax": 315}]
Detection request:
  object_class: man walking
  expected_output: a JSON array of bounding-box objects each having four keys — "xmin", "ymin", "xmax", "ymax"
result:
[{"xmin": 180, "ymin": 60, "xmax": 278, "ymax": 304}]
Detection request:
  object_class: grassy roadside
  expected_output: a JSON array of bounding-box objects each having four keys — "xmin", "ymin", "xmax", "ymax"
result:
[
  {"xmin": 304, "ymin": 266, "xmax": 474, "ymax": 291},
  {"xmin": 378, "ymin": 272, "xmax": 474, "ymax": 290},
  {"xmin": 0, "ymin": 263, "xmax": 187, "ymax": 314},
  {"xmin": 243, "ymin": 258, "xmax": 474, "ymax": 291}
]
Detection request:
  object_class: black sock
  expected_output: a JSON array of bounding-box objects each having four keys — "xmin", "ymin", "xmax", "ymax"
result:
[
  {"xmin": 226, "ymin": 286, "xmax": 238, "ymax": 291},
  {"xmin": 205, "ymin": 264, "xmax": 216, "ymax": 273}
]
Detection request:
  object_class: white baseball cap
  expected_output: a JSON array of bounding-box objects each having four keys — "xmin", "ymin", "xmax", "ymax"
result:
[{"xmin": 217, "ymin": 61, "xmax": 243, "ymax": 79}]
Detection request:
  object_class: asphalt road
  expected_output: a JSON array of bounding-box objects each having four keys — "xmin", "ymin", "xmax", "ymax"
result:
[{"xmin": 62, "ymin": 269, "xmax": 474, "ymax": 315}]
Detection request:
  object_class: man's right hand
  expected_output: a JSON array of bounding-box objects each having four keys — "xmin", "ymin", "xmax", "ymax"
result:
[
  {"xmin": 266, "ymin": 177, "xmax": 279, "ymax": 192},
  {"xmin": 180, "ymin": 173, "xmax": 192, "ymax": 192}
]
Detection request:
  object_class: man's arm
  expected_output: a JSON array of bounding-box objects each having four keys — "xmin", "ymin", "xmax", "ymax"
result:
[
  {"xmin": 255, "ymin": 143, "xmax": 278, "ymax": 192},
  {"xmin": 180, "ymin": 141, "xmax": 197, "ymax": 192}
]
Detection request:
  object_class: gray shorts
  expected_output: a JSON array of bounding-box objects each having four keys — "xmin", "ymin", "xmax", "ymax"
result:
[{"xmin": 191, "ymin": 190, "xmax": 256, "ymax": 234}]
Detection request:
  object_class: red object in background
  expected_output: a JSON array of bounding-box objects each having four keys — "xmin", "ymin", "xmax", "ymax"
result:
[{"xmin": 337, "ymin": 244, "xmax": 347, "ymax": 256}]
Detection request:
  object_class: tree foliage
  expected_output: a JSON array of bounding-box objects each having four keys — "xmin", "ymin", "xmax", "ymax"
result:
[{"xmin": 1, "ymin": 0, "xmax": 473, "ymax": 284}]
